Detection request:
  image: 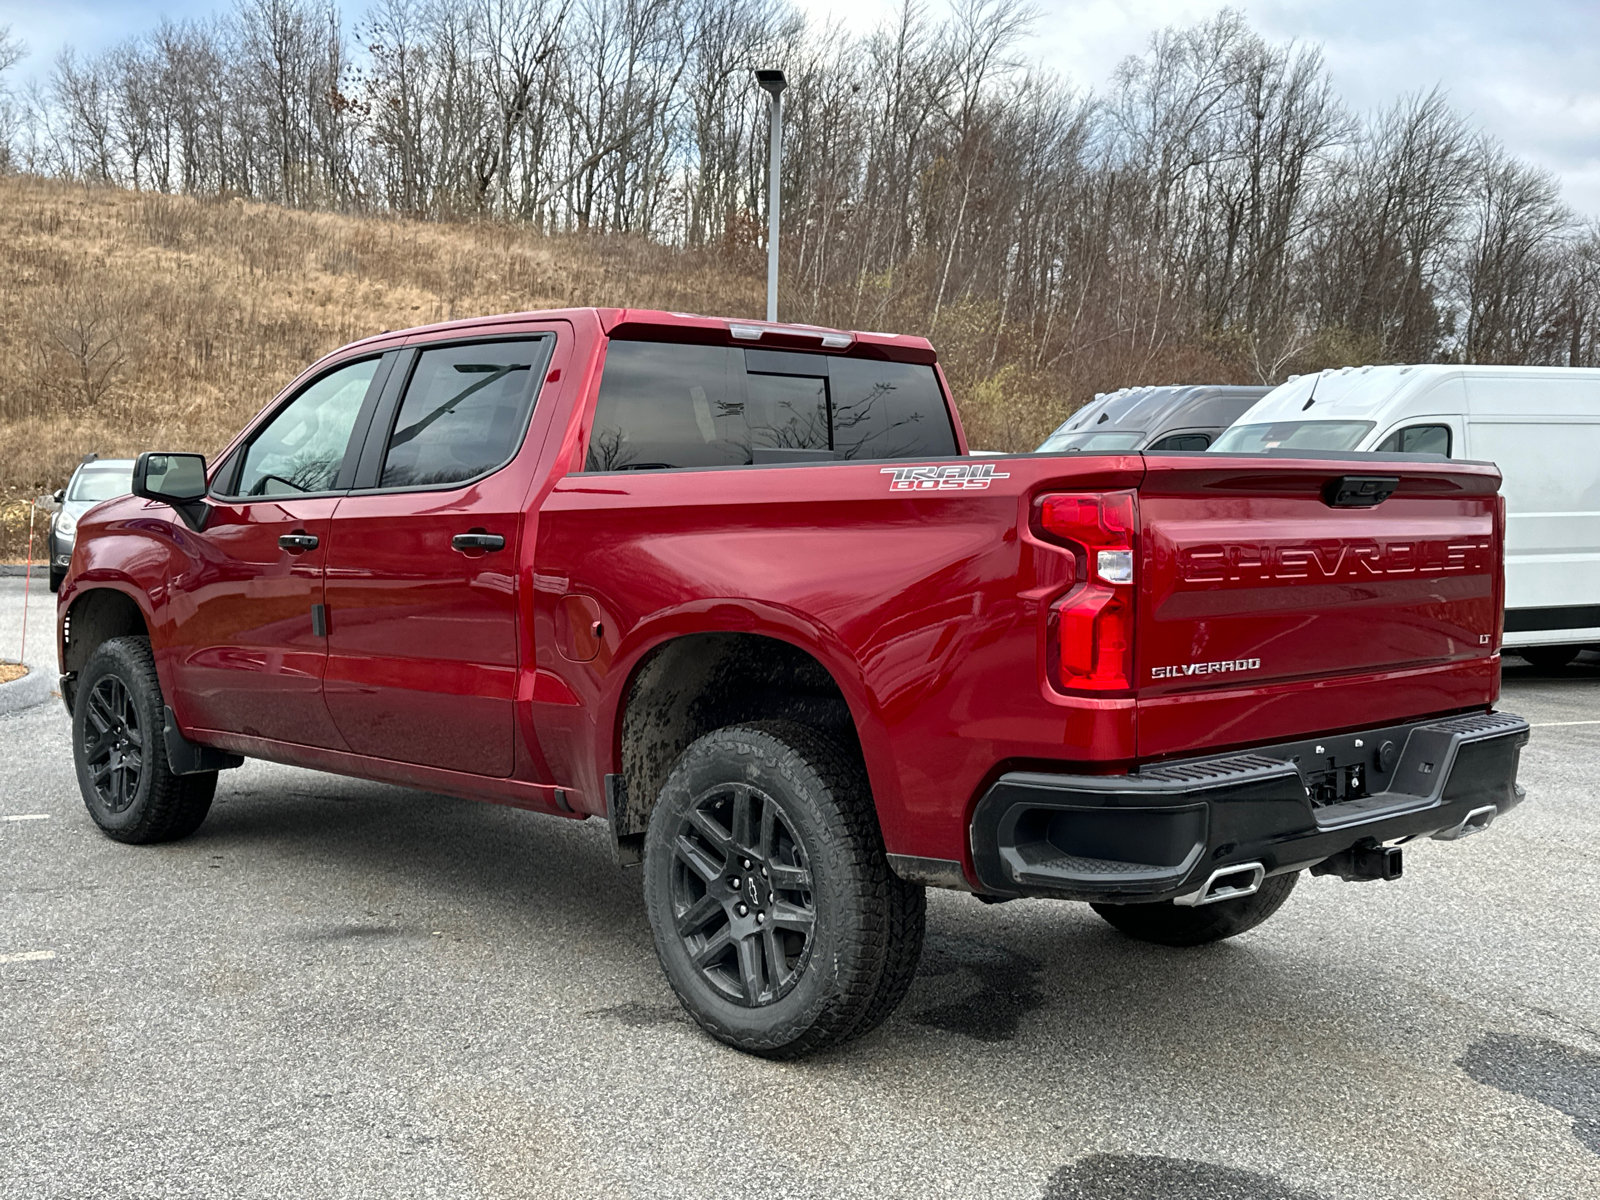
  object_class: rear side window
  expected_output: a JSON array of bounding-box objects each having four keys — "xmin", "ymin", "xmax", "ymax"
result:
[
  {"xmin": 1376, "ymin": 424, "xmax": 1451, "ymax": 456},
  {"xmin": 584, "ymin": 341, "xmax": 956, "ymax": 471},
  {"xmin": 1147, "ymin": 432, "xmax": 1211, "ymax": 452},
  {"xmin": 380, "ymin": 340, "xmax": 546, "ymax": 488}
]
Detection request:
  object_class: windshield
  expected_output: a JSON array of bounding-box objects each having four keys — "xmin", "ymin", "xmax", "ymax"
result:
[
  {"xmin": 1209, "ymin": 421, "xmax": 1374, "ymax": 454},
  {"xmin": 1037, "ymin": 430, "xmax": 1145, "ymax": 453},
  {"xmin": 68, "ymin": 465, "xmax": 134, "ymax": 502}
]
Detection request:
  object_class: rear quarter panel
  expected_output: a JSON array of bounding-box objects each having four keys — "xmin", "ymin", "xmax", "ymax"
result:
[{"xmin": 534, "ymin": 455, "xmax": 1143, "ymax": 864}]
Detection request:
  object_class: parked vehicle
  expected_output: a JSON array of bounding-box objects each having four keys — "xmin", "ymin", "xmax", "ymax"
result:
[
  {"xmin": 1037, "ymin": 385, "xmax": 1271, "ymax": 453},
  {"xmin": 58, "ymin": 310, "xmax": 1527, "ymax": 1056},
  {"xmin": 1214, "ymin": 364, "xmax": 1600, "ymax": 669},
  {"xmin": 48, "ymin": 456, "xmax": 135, "ymax": 593}
]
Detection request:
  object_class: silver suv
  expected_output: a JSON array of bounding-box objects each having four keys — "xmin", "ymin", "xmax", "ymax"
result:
[{"xmin": 49, "ymin": 457, "xmax": 135, "ymax": 592}]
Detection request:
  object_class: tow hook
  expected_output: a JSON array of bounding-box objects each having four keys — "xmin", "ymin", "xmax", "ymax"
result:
[{"xmin": 1312, "ymin": 840, "xmax": 1403, "ymax": 882}]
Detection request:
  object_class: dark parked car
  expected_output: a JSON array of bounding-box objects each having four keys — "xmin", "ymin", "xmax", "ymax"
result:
[{"xmin": 1038, "ymin": 384, "xmax": 1272, "ymax": 453}]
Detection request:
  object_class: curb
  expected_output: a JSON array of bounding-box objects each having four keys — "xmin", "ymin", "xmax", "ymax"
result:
[
  {"xmin": 0, "ymin": 663, "xmax": 55, "ymax": 716},
  {"xmin": 0, "ymin": 565, "xmax": 39, "ymax": 577}
]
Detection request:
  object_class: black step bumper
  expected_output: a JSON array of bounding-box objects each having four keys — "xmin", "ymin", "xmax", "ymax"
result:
[{"xmin": 969, "ymin": 711, "xmax": 1529, "ymax": 903}]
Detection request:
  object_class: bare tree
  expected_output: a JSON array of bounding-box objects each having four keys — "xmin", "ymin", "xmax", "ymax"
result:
[{"xmin": 12, "ymin": 1, "xmax": 1598, "ymax": 389}]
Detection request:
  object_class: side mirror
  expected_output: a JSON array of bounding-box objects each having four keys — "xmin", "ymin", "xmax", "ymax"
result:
[
  {"xmin": 133, "ymin": 452, "xmax": 211, "ymax": 530},
  {"xmin": 134, "ymin": 452, "xmax": 208, "ymax": 502},
  {"xmin": 52, "ymin": 489, "xmax": 65, "ymax": 504}
]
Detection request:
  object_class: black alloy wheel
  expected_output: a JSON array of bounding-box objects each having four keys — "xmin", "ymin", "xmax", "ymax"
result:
[
  {"xmin": 643, "ymin": 722, "xmax": 926, "ymax": 1058},
  {"xmin": 82, "ymin": 674, "xmax": 145, "ymax": 814},
  {"xmin": 73, "ymin": 635, "xmax": 217, "ymax": 844},
  {"xmin": 668, "ymin": 781, "xmax": 817, "ymax": 1008}
]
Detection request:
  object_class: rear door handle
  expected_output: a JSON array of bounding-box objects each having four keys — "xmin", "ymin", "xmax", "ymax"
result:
[
  {"xmin": 452, "ymin": 532, "xmax": 506, "ymax": 553},
  {"xmin": 278, "ymin": 532, "xmax": 319, "ymax": 553}
]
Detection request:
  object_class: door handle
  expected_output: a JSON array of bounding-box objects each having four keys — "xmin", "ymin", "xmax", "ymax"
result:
[
  {"xmin": 452, "ymin": 532, "xmax": 506, "ymax": 553},
  {"xmin": 278, "ymin": 532, "xmax": 319, "ymax": 553}
]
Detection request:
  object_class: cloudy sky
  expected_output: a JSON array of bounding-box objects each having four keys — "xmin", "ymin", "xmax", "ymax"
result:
[{"xmin": 6, "ymin": 0, "xmax": 1599, "ymax": 213}]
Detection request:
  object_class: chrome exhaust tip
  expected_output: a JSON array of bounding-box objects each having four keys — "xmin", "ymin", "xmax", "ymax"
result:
[
  {"xmin": 1432, "ymin": 804, "xmax": 1498, "ymax": 841},
  {"xmin": 1173, "ymin": 861, "xmax": 1265, "ymax": 907}
]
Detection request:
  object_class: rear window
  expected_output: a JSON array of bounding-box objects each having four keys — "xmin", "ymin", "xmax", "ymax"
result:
[
  {"xmin": 1210, "ymin": 421, "xmax": 1374, "ymax": 453},
  {"xmin": 583, "ymin": 341, "xmax": 957, "ymax": 471}
]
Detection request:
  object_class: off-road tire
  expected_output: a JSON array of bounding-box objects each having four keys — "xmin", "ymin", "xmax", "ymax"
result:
[
  {"xmin": 1519, "ymin": 645, "xmax": 1580, "ymax": 671},
  {"xmin": 73, "ymin": 636, "xmax": 216, "ymax": 844},
  {"xmin": 643, "ymin": 721, "xmax": 925, "ymax": 1058},
  {"xmin": 1092, "ymin": 871, "xmax": 1299, "ymax": 948}
]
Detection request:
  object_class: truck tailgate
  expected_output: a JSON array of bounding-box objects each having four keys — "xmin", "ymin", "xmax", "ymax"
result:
[{"xmin": 1136, "ymin": 455, "xmax": 1504, "ymax": 758}]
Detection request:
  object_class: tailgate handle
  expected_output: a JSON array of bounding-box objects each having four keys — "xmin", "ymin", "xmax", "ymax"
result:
[{"xmin": 1323, "ymin": 475, "xmax": 1399, "ymax": 508}]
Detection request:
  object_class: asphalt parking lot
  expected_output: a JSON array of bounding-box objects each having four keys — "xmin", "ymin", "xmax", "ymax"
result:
[{"xmin": 2, "ymin": 576, "xmax": 1598, "ymax": 1200}]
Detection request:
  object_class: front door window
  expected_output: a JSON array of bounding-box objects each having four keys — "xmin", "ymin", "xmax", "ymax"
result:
[{"xmin": 230, "ymin": 358, "xmax": 379, "ymax": 497}]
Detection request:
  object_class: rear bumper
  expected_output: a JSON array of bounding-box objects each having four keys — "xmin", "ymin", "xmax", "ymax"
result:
[{"xmin": 968, "ymin": 711, "xmax": 1529, "ymax": 903}]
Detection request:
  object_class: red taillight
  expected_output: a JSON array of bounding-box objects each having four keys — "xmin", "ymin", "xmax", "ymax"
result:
[{"xmin": 1038, "ymin": 490, "xmax": 1137, "ymax": 691}]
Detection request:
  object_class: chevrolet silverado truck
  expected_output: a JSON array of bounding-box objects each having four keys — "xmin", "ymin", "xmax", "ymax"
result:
[{"xmin": 58, "ymin": 308, "xmax": 1529, "ymax": 1057}]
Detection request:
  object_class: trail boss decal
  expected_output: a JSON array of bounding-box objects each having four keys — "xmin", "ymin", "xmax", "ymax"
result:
[
  {"xmin": 882, "ymin": 463, "xmax": 1010, "ymax": 491},
  {"xmin": 1151, "ymin": 657, "xmax": 1262, "ymax": 681}
]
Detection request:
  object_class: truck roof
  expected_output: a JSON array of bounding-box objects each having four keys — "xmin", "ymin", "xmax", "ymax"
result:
[
  {"xmin": 1242, "ymin": 363, "xmax": 1600, "ymax": 423},
  {"xmin": 335, "ymin": 307, "xmax": 938, "ymax": 365}
]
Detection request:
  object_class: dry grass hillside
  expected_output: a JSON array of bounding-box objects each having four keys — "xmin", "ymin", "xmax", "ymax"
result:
[
  {"xmin": 0, "ymin": 174, "xmax": 1205, "ymax": 557},
  {"xmin": 0, "ymin": 175, "xmax": 765, "ymax": 555}
]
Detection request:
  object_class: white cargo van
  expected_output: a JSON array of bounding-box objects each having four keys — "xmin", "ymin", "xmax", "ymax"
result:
[{"xmin": 1212, "ymin": 364, "xmax": 1600, "ymax": 668}]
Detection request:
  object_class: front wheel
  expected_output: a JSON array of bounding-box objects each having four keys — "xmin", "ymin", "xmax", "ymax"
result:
[
  {"xmin": 643, "ymin": 721, "xmax": 925, "ymax": 1058},
  {"xmin": 1092, "ymin": 871, "xmax": 1299, "ymax": 947},
  {"xmin": 73, "ymin": 636, "xmax": 216, "ymax": 844}
]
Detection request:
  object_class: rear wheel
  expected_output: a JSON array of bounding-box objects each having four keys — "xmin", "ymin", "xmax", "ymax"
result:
[
  {"xmin": 643, "ymin": 721, "xmax": 925, "ymax": 1058},
  {"xmin": 73, "ymin": 636, "xmax": 216, "ymax": 844},
  {"xmin": 1518, "ymin": 645, "xmax": 1581, "ymax": 671},
  {"xmin": 1092, "ymin": 872, "xmax": 1298, "ymax": 948}
]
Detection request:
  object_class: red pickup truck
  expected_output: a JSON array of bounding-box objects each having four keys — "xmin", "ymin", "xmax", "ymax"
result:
[{"xmin": 58, "ymin": 308, "xmax": 1528, "ymax": 1057}]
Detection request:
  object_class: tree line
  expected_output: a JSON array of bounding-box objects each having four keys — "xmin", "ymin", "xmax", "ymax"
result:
[{"xmin": 2, "ymin": 1, "xmax": 1598, "ymax": 382}]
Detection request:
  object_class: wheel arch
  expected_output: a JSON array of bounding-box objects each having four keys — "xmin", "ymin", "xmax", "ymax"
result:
[
  {"xmin": 60, "ymin": 585, "xmax": 154, "ymax": 711},
  {"xmin": 606, "ymin": 621, "xmax": 891, "ymax": 846}
]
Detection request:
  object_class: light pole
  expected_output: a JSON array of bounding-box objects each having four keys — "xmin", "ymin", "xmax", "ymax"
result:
[{"xmin": 755, "ymin": 69, "xmax": 787, "ymax": 323}]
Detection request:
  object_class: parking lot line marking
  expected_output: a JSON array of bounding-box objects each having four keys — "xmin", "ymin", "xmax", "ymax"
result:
[
  {"xmin": 1, "ymin": 814, "xmax": 50, "ymax": 822},
  {"xmin": 1528, "ymin": 720, "xmax": 1600, "ymax": 728},
  {"xmin": 0, "ymin": 951, "xmax": 56, "ymax": 964}
]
